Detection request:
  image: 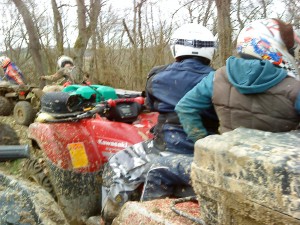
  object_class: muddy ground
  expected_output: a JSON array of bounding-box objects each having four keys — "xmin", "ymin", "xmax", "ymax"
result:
[
  {"xmin": 0, "ymin": 115, "xmax": 32, "ymax": 175},
  {"xmin": 0, "ymin": 116, "xmax": 73, "ymax": 225}
]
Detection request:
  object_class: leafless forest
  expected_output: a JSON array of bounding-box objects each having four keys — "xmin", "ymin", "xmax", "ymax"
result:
[{"xmin": 0, "ymin": 0, "xmax": 299, "ymax": 91}]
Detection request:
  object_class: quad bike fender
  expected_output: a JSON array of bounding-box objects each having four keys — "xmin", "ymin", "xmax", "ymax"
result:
[
  {"xmin": 28, "ymin": 113, "xmax": 158, "ymax": 173},
  {"xmin": 28, "ymin": 119, "xmax": 105, "ymax": 173}
]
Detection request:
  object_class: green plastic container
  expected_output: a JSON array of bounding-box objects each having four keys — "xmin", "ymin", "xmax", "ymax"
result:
[{"xmin": 62, "ymin": 85, "xmax": 118, "ymax": 102}]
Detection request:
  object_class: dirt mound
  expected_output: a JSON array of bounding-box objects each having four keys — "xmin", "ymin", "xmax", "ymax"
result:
[
  {"xmin": 0, "ymin": 116, "xmax": 30, "ymax": 145},
  {"xmin": 0, "ymin": 116, "xmax": 31, "ymax": 176}
]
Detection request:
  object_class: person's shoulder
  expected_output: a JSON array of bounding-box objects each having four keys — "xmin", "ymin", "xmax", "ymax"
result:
[
  {"xmin": 147, "ymin": 64, "xmax": 170, "ymax": 79},
  {"xmin": 59, "ymin": 66, "xmax": 73, "ymax": 73},
  {"xmin": 149, "ymin": 64, "xmax": 170, "ymax": 72},
  {"xmin": 212, "ymin": 66, "xmax": 227, "ymax": 81}
]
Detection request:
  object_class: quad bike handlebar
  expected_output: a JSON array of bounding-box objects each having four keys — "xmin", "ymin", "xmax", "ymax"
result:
[
  {"xmin": 40, "ymin": 96, "xmax": 146, "ymax": 123},
  {"xmin": 77, "ymin": 96, "xmax": 145, "ymax": 120},
  {"xmin": 76, "ymin": 103, "xmax": 107, "ymax": 119},
  {"xmin": 106, "ymin": 96, "xmax": 144, "ymax": 106}
]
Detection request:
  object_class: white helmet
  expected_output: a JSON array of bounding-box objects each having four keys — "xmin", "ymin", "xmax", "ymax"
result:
[
  {"xmin": 236, "ymin": 18, "xmax": 299, "ymax": 79},
  {"xmin": 57, "ymin": 55, "xmax": 74, "ymax": 68},
  {"xmin": 0, "ymin": 56, "xmax": 11, "ymax": 68},
  {"xmin": 170, "ymin": 23, "xmax": 216, "ymax": 60}
]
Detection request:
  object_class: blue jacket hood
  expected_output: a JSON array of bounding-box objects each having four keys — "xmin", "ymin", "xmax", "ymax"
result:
[{"xmin": 226, "ymin": 56, "xmax": 288, "ymax": 94}]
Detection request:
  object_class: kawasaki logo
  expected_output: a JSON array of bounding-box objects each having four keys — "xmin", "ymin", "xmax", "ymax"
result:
[{"xmin": 97, "ymin": 139, "xmax": 128, "ymax": 148}]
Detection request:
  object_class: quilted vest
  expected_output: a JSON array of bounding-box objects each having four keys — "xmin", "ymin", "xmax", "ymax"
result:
[{"xmin": 213, "ymin": 66, "xmax": 300, "ymax": 133}]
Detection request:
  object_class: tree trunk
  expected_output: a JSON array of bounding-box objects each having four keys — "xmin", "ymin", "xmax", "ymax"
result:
[
  {"xmin": 74, "ymin": 0, "xmax": 102, "ymax": 69},
  {"xmin": 51, "ymin": 0, "xmax": 64, "ymax": 55},
  {"xmin": 12, "ymin": 0, "xmax": 46, "ymax": 87},
  {"xmin": 215, "ymin": 0, "xmax": 232, "ymax": 66}
]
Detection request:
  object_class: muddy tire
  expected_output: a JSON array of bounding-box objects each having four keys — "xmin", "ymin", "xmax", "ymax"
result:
[
  {"xmin": 0, "ymin": 96, "xmax": 13, "ymax": 116},
  {"xmin": 13, "ymin": 101, "xmax": 35, "ymax": 126},
  {"xmin": 22, "ymin": 158, "xmax": 57, "ymax": 200}
]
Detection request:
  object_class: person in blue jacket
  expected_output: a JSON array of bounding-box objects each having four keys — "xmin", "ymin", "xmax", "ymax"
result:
[
  {"xmin": 0, "ymin": 56, "xmax": 26, "ymax": 85},
  {"xmin": 175, "ymin": 18, "xmax": 300, "ymax": 143},
  {"xmin": 101, "ymin": 23, "xmax": 219, "ymax": 223}
]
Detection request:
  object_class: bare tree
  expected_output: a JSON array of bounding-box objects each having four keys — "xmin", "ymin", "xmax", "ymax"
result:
[
  {"xmin": 215, "ymin": 0, "xmax": 232, "ymax": 66},
  {"xmin": 92, "ymin": 6, "xmax": 120, "ymax": 85},
  {"xmin": 144, "ymin": 5, "xmax": 172, "ymax": 67},
  {"xmin": 74, "ymin": 0, "xmax": 103, "ymax": 69},
  {"xmin": 285, "ymin": 0, "xmax": 300, "ymax": 28},
  {"xmin": 51, "ymin": 0, "xmax": 64, "ymax": 55},
  {"xmin": 122, "ymin": 0, "xmax": 147, "ymax": 89},
  {"xmin": 259, "ymin": 0, "xmax": 267, "ymax": 18},
  {"xmin": 234, "ymin": 0, "xmax": 272, "ymax": 31},
  {"xmin": 0, "ymin": 0, "xmax": 291, "ymax": 91},
  {"xmin": 231, "ymin": 0, "xmax": 275, "ymax": 52},
  {"xmin": 171, "ymin": 0, "xmax": 216, "ymax": 29},
  {"xmin": 94, "ymin": 1, "xmax": 173, "ymax": 90},
  {"xmin": 11, "ymin": 0, "xmax": 46, "ymax": 87}
]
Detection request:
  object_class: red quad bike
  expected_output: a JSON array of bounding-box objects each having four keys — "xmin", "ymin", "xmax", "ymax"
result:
[{"xmin": 23, "ymin": 89, "xmax": 158, "ymax": 224}]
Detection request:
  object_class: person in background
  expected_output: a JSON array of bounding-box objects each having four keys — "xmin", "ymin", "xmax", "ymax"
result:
[
  {"xmin": 41, "ymin": 55, "xmax": 84, "ymax": 87},
  {"xmin": 175, "ymin": 18, "xmax": 300, "ymax": 143},
  {"xmin": 101, "ymin": 23, "xmax": 219, "ymax": 223},
  {"xmin": 0, "ymin": 56, "xmax": 26, "ymax": 85}
]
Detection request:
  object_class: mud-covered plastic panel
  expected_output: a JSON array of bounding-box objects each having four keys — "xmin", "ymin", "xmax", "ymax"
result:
[
  {"xmin": 192, "ymin": 128, "xmax": 300, "ymax": 225},
  {"xmin": 46, "ymin": 159, "xmax": 102, "ymax": 224}
]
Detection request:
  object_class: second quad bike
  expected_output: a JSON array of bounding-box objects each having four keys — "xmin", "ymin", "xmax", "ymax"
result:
[
  {"xmin": 23, "ymin": 86, "xmax": 158, "ymax": 224},
  {"xmin": 0, "ymin": 81, "xmax": 43, "ymax": 126}
]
